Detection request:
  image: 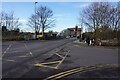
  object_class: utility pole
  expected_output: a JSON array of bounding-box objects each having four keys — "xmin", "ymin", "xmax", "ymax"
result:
[{"xmin": 35, "ymin": 2, "xmax": 38, "ymax": 39}]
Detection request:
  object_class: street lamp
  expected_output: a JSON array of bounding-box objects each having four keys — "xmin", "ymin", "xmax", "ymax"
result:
[
  {"xmin": 80, "ymin": 17, "xmax": 83, "ymax": 41},
  {"xmin": 35, "ymin": 2, "xmax": 38, "ymax": 39}
]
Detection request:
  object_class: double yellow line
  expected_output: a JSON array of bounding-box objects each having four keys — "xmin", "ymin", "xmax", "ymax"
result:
[{"xmin": 44, "ymin": 64, "xmax": 118, "ymax": 80}]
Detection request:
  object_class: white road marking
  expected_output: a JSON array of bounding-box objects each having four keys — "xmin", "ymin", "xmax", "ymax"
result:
[
  {"xmin": 24, "ymin": 43, "xmax": 33, "ymax": 56},
  {"xmin": 3, "ymin": 59, "xmax": 15, "ymax": 62},
  {"xmin": 2, "ymin": 44, "xmax": 12, "ymax": 57},
  {"xmin": 18, "ymin": 55, "xmax": 29, "ymax": 58},
  {"xmin": 6, "ymin": 59, "xmax": 15, "ymax": 62},
  {"xmin": 29, "ymin": 52, "xmax": 33, "ymax": 56}
]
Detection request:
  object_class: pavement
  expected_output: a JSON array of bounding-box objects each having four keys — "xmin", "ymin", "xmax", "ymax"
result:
[
  {"xmin": 1, "ymin": 39, "xmax": 118, "ymax": 79},
  {"xmin": 67, "ymin": 41, "xmax": 118, "ymax": 67}
]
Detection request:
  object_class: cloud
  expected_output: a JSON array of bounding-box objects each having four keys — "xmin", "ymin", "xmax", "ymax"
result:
[
  {"xmin": 75, "ymin": 3, "xmax": 91, "ymax": 8},
  {"xmin": 0, "ymin": 19, "xmax": 28, "ymax": 22}
]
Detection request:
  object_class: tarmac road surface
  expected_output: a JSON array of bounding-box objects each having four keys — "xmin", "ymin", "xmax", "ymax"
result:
[
  {"xmin": 1, "ymin": 39, "xmax": 118, "ymax": 79},
  {"xmin": 2, "ymin": 38, "xmax": 75, "ymax": 78}
]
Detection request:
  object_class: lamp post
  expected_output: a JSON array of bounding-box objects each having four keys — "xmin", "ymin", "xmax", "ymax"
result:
[
  {"xmin": 35, "ymin": 2, "xmax": 38, "ymax": 39},
  {"xmin": 81, "ymin": 17, "xmax": 83, "ymax": 41}
]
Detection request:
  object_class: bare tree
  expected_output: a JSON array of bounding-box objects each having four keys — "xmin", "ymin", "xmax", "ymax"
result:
[
  {"xmin": 0, "ymin": 11, "xmax": 6, "ymax": 27},
  {"xmin": 27, "ymin": 14, "xmax": 41, "ymax": 33},
  {"xmin": 27, "ymin": 6, "xmax": 55, "ymax": 38},
  {"xmin": 0, "ymin": 11, "xmax": 22, "ymax": 31},
  {"xmin": 81, "ymin": 2, "xmax": 112, "ymax": 31},
  {"xmin": 109, "ymin": 2, "xmax": 120, "ymax": 31},
  {"xmin": 80, "ymin": 2, "xmax": 119, "ymax": 40}
]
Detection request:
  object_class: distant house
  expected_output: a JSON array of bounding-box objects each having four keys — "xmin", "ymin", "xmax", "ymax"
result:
[{"xmin": 58, "ymin": 26, "xmax": 82, "ymax": 38}]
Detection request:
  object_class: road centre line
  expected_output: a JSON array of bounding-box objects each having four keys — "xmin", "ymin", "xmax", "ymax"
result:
[{"xmin": 2, "ymin": 44, "xmax": 12, "ymax": 57}]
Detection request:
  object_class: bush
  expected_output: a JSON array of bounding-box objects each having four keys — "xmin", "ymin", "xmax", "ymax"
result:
[{"xmin": 96, "ymin": 39, "xmax": 119, "ymax": 47}]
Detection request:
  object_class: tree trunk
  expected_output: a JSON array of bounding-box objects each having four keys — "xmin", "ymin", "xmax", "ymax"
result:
[{"xmin": 42, "ymin": 25, "xmax": 44, "ymax": 39}]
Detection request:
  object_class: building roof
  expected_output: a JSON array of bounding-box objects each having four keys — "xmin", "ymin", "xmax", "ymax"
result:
[{"xmin": 67, "ymin": 28, "xmax": 81, "ymax": 31}]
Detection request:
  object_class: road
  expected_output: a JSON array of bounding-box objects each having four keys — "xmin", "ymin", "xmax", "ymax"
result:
[
  {"xmin": 2, "ymin": 38, "xmax": 75, "ymax": 78},
  {"xmin": 21, "ymin": 43, "xmax": 118, "ymax": 79},
  {"xmin": 2, "ymin": 39, "xmax": 118, "ymax": 79}
]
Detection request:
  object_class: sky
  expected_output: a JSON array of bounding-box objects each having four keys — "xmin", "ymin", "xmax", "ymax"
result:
[{"xmin": 1, "ymin": 2, "xmax": 119, "ymax": 32}]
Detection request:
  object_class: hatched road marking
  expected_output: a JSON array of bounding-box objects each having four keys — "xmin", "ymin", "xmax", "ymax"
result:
[
  {"xmin": 56, "ymin": 50, "xmax": 70, "ymax": 68},
  {"xmin": 34, "ymin": 60, "xmax": 61, "ymax": 69},
  {"xmin": 55, "ymin": 53, "xmax": 64, "ymax": 59},
  {"xmin": 34, "ymin": 61, "xmax": 61, "ymax": 65},
  {"xmin": 34, "ymin": 50, "xmax": 70, "ymax": 69},
  {"xmin": 35, "ymin": 63, "xmax": 59, "ymax": 69}
]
